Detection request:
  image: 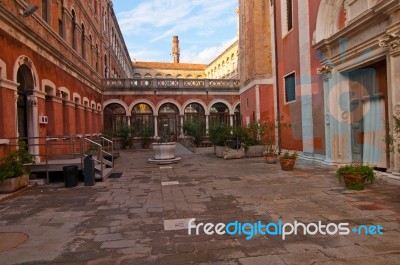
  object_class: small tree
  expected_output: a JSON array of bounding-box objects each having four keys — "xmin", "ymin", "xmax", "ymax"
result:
[
  {"xmin": 183, "ymin": 118, "xmax": 205, "ymax": 146},
  {"xmin": 117, "ymin": 125, "xmax": 131, "ymax": 149},
  {"xmin": 209, "ymin": 123, "xmax": 231, "ymax": 146}
]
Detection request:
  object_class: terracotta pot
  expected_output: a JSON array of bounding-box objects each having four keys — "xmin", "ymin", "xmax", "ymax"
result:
[
  {"xmin": 280, "ymin": 158, "xmax": 296, "ymax": 170},
  {"xmin": 340, "ymin": 172, "xmax": 367, "ymax": 189},
  {"xmin": 264, "ymin": 153, "xmax": 278, "ymax": 164}
]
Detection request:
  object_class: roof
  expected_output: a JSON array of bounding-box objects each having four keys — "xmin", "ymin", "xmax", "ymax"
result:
[{"xmin": 132, "ymin": 61, "xmax": 207, "ymax": 71}]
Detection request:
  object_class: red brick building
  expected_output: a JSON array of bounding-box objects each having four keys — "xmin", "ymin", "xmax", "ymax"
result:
[{"xmin": 0, "ymin": 0, "xmax": 132, "ymax": 159}]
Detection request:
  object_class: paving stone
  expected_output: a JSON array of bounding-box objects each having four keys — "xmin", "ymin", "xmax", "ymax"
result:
[
  {"xmin": 238, "ymin": 255, "xmax": 286, "ymax": 265},
  {"xmin": 100, "ymin": 240, "xmax": 137, "ymax": 249},
  {"xmin": 279, "ymin": 251, "xmax": 331, "ymax": 265}
]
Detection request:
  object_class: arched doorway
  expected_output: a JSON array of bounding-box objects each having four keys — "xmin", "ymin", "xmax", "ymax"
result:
[
  {"xmin": 131, "ymin": 103, "xmax": 154, "ymax": 136},
  {"xmin": 210, "ymin": 102, "xmax": 230, "ymax": 125},
  {"xmin": 16, "ymin": 65, "xmax": 34, "ymax": 141},
  {"xmin": 104, "ymin": 103, "xmax": 127, "ymax": 134},
  {"xmin": 184, "ymin": 103, "xmax": 205, "ymax": 122},
  {"xmin": 233, "ymin": 104, "xmax": 241, "ymax": 128},
  {"xmin": 158, "ymin": 103, "xmax": 179, "ymax": 141}
]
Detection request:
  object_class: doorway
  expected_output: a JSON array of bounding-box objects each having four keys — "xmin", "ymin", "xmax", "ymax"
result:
[{"xmin": 158, "ymin": 103, "xmax": 179, "ymax": 141}]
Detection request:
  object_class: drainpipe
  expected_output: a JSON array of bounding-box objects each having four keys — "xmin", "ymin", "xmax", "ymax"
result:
[{"xmin": 272, "ymin": 0, "xmax": 282, "ymax": 154}]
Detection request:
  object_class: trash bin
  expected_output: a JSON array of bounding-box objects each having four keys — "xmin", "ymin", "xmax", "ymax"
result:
[
  {"xmin": 84, "ymin": 155, "xmax": 95, "ymax": 186},
  {"xmin": 63, "ymin": 165, "xmax": 78, "ymax": 187}
]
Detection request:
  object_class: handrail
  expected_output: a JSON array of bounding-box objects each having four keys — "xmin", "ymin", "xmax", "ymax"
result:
[
  {"xmin": 83, "ymin": 137, "xmax": 103, "ymax": 180},
  {"xmin": 178, "ymin": 135, "xmax": 195, "ymax": 153},
  {"xmin": 1, "ymin": 134, "xmax": 113, "ymax": 182}
]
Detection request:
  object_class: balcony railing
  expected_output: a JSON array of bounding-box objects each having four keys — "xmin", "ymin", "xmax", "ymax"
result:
[{"xmin": 102, "ymin": 78, "xmax": 240, "ymax": 92}]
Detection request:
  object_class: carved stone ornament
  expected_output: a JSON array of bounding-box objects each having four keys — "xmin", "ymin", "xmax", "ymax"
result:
[
  {"xmin": 317, "ymin": 64, "xmax": 333, "ymax": 75},
  {"xmin": 28, "ymin": 96, "xmax": 38, "ymax": 107},
  {"xmin": 379, "ymin": 30, "xmax": 400, "ymax": 52}
]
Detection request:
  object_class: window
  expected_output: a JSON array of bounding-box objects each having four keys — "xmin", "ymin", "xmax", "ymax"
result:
[
  {"xmin": 42, "ymin": 0, "xmax": 49, "ymax": 22},
  {"xmin": 95, "ymin": 44, "xmax": 99, "ymax": 72},
  {"xmin": 287, "ymin": 0, "xmax": 293, "ymax": 31},
  {"xmin": 58, "ymin": 1, "xmax": 64, "ymax": 38},
  {"xmin": 81, "ymin": 24, "xmax": 86, "ymax": 59},
  {"xmin": 71, "ymin": 10, "xmax": 77, "ymax": 50},
  {"xmin": 284, "ymin": 73, "xmax": 296, "ymax": 103}
]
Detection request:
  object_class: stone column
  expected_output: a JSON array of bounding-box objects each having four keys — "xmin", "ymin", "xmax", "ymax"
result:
[
  {"xmin": 27, "ymin": 96, "xmax": 39, "ymax": 162},
  {"xmin": 154, "ymin": 115, "xmax": 158, "ymax": 137},
  {"xmin": 380, "ymin": 31, "xmax": 400, "ymax": 172},
  {"xmin": 230, "ymin": 115, "xmax": 234, "ymax": 127},
  {"xmin": 205, "ymin": 115, "xmax": 209, "ymax": 134},
  {"xmin": 180, "ymin": 115, "xmax": 184, "ymax": 136}
]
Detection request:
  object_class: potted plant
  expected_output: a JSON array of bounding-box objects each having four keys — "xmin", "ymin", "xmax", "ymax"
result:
[
  {"xmin": 263, "ymin": 121, "xmax": 278, "ymax": 163},
  {"xmin": 140, "ymin": 125, "xmax": 153, "ymax": 149},
  {"xmin": 209, "ymin": 123, "xmax": 231, "ymax": 158},
  {"xmin": 0, "ymin": 141, "xmax": 34, "ymax": 193},
  {"xmin": 336, "ymin": 163, "xmax": 375, "ymax": 190},
  {"xmin": 223, "ymin": 126, "xmax": 247, "ymax": 159},
  {"xmin": 280, "ymin": 151, "xmax": 297, "ymax": 170},
  {"xmin": 245, "ymin": 121, "xmax": 266, "ymax": 157},
  {"xmin": 152, "ymin": 124, "xmax": 176, "ymax": 160}
]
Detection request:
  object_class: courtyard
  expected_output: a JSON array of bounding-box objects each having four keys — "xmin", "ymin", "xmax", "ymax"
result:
[{"xmin": 0, "ymin": 148, "xmax": 399, "ymax": 265}]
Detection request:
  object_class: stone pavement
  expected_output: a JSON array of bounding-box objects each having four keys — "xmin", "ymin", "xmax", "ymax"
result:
[{"xmin": 0, "ymin": 148, "xmax": 399, "ymax": 265}]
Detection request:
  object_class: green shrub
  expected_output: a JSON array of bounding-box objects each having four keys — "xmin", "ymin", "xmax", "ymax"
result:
[
  {"xmin": 209, "ymin": 123, "xmax": 231, "ymax": 146},
  {"xmin": 183, "ymin": 118, "xmax": 205, "ymax": 146},
  {"xmin": 0, "ymin": 141, "xmax": 34, "ymax": 181}
]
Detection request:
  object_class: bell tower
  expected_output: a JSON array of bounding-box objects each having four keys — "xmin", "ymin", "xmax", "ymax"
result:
[{"xmin": 172, "ymin": 36, "xmax": 180, "ymax": 63}]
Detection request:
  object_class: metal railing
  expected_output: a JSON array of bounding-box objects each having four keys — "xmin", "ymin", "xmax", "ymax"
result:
[
  {"xmin": 178, "ymin": 135, "xmax": 195, "ymax": 153},
  {"xmin": 0, "ymin": 134, "xmax": 113, "ymax": 183}
]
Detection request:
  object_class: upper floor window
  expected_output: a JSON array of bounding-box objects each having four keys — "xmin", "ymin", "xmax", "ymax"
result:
[
  {"xmin": 81, "ymin": 24, "xmax": 86, "ymax": 60},
  {"xmin": 281, "ymin": 0, "xmax": 293, "ymax": 36},
  {"xmin": 42, "ymin": 0, "xmax": 49, "ymax": 23},
  {"xmin": 103, "ymin": 9, "xmax": 108, "ymax": 33},
  {"xmin": 58, "ymin": 0, "xmax": 64, "ymax": 38},
  {"xmin": 71, "ymin": 10, "xmax": 77, "ymax": 50},
  {"xmin": 284, "ymin": 72, "xmax": 296, "ymax": 103}
]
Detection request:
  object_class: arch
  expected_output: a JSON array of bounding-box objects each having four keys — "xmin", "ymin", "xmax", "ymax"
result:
[
  {"xmin": 144, "ymin": 73, "xmax": 152, "ymax": 78},
  {"xmin": 72, "ymin": 92, "xmax": 81, "ymax": 105},
  {"xmin": 182, "ymin": 99, "xmax": 209, "ymax": 115},
  {"xmin": 176, "ymin": 74, "xmax": 183, "ymax": 78},
  {"xmin": 71, "ymin": 9, "xmax": 77, "ymax": 50},
  {"xmin": 97, "ymin": 103, "xmax": 102, "ymax": 111},
  {"xmin": 128, "ymin": 99, "xmax": 156, "ymax": 114},
  {"xmin": 41, "ymin": 79, "xmax": 56, "ymax": 95},
  {"xmin": 155, "ymin": 73, "xmax": 163, "ymax": 78},
  {"xmin": 13, "ymin": 56, "xmax": 39, "ymax": 91},
  {"xmin": 208, "ymin": 99, "xmax": 234, "ymax": 115},
  {"xmin": 103, "ymin": 99, "xmax": 129, "ymax": 115},
  {"xmin": 0, "ymin": 59, "xmax": 7, "ymax": 79},
  {"xmin": 133, "ymin": 73, "xmax": 141, "ymax": 78},
  {"xmin": 315, "ymin": 0, "xmax": 343, "ymax": 43},
  {"xmin": 156, "ymin": 99, "xmax": 183, "ymax": 116},
  {"xmin": 58, "ymin": 86, "xmax": 70, "ymax": 101},
  {"xmin": 90, "ymin": 100, "xmax": 96, "ymax": 109},
  {"xmin": 166, "ymin": 74, "xmax": 173, "ymax": 79},
  {"xmin": 82, "ymin": 96, "xmax": 89, "ymax": 107},
  {"xmin": 232, "ymin": 100, "xmax": 241, "ymax": 112}
]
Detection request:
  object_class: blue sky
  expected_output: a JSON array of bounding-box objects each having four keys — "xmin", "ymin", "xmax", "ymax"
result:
[{"xmin": 113, "ymin": 0, "xmax": 238, "ymax": 64}]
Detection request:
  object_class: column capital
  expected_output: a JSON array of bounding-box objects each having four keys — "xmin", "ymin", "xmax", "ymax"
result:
[{"xmin": 379, "ymin": 30, "xmax": 400, "ymax": 56}]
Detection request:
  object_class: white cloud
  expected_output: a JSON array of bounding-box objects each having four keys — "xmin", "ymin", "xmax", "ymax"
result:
[{"xmin": 180, "ymin": 37, "xmax": 237, "ymax": 64}]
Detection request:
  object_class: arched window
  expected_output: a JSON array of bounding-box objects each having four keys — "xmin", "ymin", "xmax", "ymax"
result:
[
  {"xmin": 89, "ymin": 35, "xmax": 93, "ymax": 66},
  {"xmin": 58, "ymin": 0, "xmax": 64, "ymax": 38},
  {"xmin": 94, "ymin": 0, "xmax": 98, "ymax": 15},
  {"xmin": 131, "ymin": 104, "xmax": 154, "ymax": 137},
  {"xmin": 144, "ymin": 73, "xmax": 152, "ymax": 78},
  {"xmin": 197, "ymin": 75, "xmax": 203, "ymax": 79},
  {"xmin": 71, "ymin": 10, "xmax": 77, "ymax": 50},
  {"xmin": 81, "ymin": 23, "xmax": 86, "ymax": 60},
  {"xmin": 104, "ymin": 103, "xmax": 127, "ymax": 134},
  {"xmin": 133, "ymin": 73, "xmax": 141, "ymax": 78},
  {"xmin": 210, "ymin": 102, "xmax": 230, "ymax": 125},
  {"xmin": 186, "ymin": 74, "xmax": 193, "ymax": 79},
  {"xmin": 95, "ymin": 44, "xmax": 99, "ymax": 72},
  {"xmin": 176, "ymin": 74, "xmax": 183, "ymax": 78},
  {"xmin": 158, "ymin": 103, "xmax": 180, "ymax": 141},
  {"xmin": 103, "ymin": 9, "xmax": 107, "ymax": 33},
  {"xmin": 155, "ymin": 74, "xmax": 163, "ymax": 78},
  {"xmin": 104, "ymin": 54, "xmax": 108, "ymax": 77},
  {"xmin": 233, "ymin": 104, "xmax": 241, "ymax": 128},
  {"xmin": 184, "ymin": 103, "xmax": 205, "ymax": 122}
]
